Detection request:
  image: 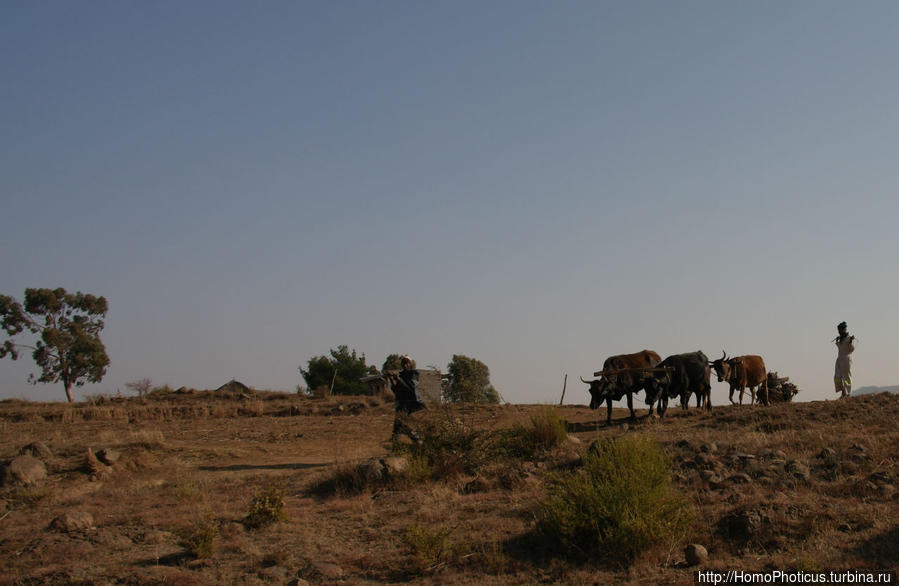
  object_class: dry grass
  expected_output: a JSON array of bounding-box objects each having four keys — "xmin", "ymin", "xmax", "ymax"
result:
[{"xmin": 1, "ymin": 392, "xmax": 897, "ymax": 583}]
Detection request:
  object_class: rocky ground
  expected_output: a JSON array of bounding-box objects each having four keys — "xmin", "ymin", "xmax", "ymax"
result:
[{"xmin": 1, "ymin": 390, "xmax": 897, "ymax": 584}]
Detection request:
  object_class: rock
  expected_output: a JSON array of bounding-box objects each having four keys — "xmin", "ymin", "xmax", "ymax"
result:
[
  {"xmin": 685, "ymin": 543, "xmax": 708, "ymax": 566},
  {"xmin": 50, "ymin": 511, "xmax": 95, "ymax": 533},
  {"xmin": 311, "ymin": 561, "xmax": 343, "ymax": 580},
  {"xmin": 817, "ymin": 447, "xmax": 837, "ymax": 461},
  {"xmin": 1, "ymin": 455, "xmax": 47, "ymax": 486},
  {"xmin": 700, "ymin": 442, "xmax": 717, "ymax": 454},
  {"xmin": 463, "ymin": 476, "xmax": 492, "ymax": 494},
  {"xmin": 567, "ymin": 435, "xmax": 581, "ymax": 445},
  {"xmin": 725, "ymin": 473, "xmax": 753, "ymax": 485},
  {"xmin": 841, "ymin": 461, "xmax": 859, "ymax": 475},
  {"xmin": 259, "ymin": 566, "xmax": 293, "ymax": 582},
  {"xmin": 97, "ymin": 448, "xmax": 121, "ymax": 466},
  {"xmin": 381, "ymin": 456, "xmax": 409, "ymax": 477},
  {"xmin": 556, "ymin": 450, "xmax": 583, "ymax": 469},
  {"xmin": 785, "ymin": 460, "xmax": 811, "ymax": 481},
  {"xmin": 869, "ymin": 471, "xmax": 892, "ymax": 484},
  {"xmin": 85, "ymin": 448, "xmax": 110, "ymax": 479},
  {"xmin": 719, "ymin": 508, "xmax": 763, "ymax": 543},
  {"xmin": 743, "ymin": 460, "xmax": 765, "ymax": 476},
  {"xmin": 700, "ymin": 469, "xmax": 722, "ymax": 484},
  {"xmin": 19, "ymin": 441, "xmax": 53, "ymax": 460},
  {"xmin": 356, "ymin": 459, "xmax": 384, "ymax": 484},
  {"xmin": 695, "ymin": 453, "xmax": 717, "ymax": 469},
  {"xmin": 393, "ymin": 434, "xmax": 415, "ymax": 447}
]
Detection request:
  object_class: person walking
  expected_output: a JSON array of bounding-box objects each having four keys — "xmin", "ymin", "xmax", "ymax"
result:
[
  {"xmin": 389, "ymin": 355, "xmax": 425, "ymax": 440},
  {"xmin": 834, "ymin": 321, "xmax": 856, "ymax": 398}
]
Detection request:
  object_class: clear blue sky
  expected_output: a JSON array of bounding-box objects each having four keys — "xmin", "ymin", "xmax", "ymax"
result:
[{"xmin": 2, "ymin": 1, "xmax": 897, "ymax": 404}]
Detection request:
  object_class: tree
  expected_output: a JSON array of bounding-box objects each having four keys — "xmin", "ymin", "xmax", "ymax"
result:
[
  {"xmin": 382, "ymin": 353, "xmax": 415, "ymax": 372},
  {"xmin": 1, "ymin": 288, "xmax": 110, "ymax": 403},
  {"xmin": 125, "ymin": 377, "xmax": 154, "ymax": 398},
  {"xmin": 445, "ymin": 354, "xmax": 500, "ymax": 404},
  {"xmin": 299, "ymin": 345, "xmax": 377, "ymax": 396}
]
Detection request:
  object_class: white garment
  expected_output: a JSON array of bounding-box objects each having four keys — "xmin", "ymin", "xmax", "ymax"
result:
[{"xmin": 834, "ymin": 335, "xmax": 856, "ymax": 395}]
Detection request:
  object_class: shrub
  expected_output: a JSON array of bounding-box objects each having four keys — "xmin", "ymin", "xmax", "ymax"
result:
[
  {"xmin": 402, "ymin": 522, "xmax": 455, "ymax": 573},
  {"xmin": 403, "ymin": 413, "xmax": 485, "ymax": 479},
  {"xmin": 179, "ymin": 516, "xmax": 219, "ymax": 559},
  {"xmin": 244, "ymin": 484, "xmax": 288, "ymax": 529},
  {"xmin": 527, "ymin": 406, "xmax": 568, "ymax": 449},
  {"xmin": 536, "ymin": 434, "xmax": 693, "ymax": 566}
]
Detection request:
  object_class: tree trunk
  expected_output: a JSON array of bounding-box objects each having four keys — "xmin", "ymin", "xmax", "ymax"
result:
[{"xmin": 64, "ymin": 382, "xmax": 74, "ymax": 403}]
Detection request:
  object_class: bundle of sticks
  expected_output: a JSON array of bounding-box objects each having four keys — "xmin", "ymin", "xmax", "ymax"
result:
[{"xmin": 765, "ymin": 371, "xmax": 800, "ymax": 403}]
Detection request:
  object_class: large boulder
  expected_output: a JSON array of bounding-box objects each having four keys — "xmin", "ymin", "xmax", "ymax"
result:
[{"xmin": 1, "ymin": 455, "xmax": 47, "ymax": 486}]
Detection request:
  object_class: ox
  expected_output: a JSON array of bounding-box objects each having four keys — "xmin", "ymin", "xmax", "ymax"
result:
[
  {"xmin": 643, "ymin": 351, "xmax": 712, "ymax": 417},
  {"xmin": 581, "ymin": 349, "xmax": 661, "ymax": 424},
  {"xmin": 710, "ymin": 351, "xmax": 768, "ymax": 405}
]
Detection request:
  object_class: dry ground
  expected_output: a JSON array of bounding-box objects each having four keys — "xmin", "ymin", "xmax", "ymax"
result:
[{"xmin": 1, "ymin": 390, "xmax": 897, "ymax": 585}]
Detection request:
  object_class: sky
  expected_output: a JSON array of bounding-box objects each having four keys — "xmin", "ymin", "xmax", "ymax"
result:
[{"xmin": 2, "ymin": 1, "xmax": 897, "ymax": 405}]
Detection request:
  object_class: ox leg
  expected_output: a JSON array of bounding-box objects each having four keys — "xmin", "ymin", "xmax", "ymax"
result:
[
  {"xmin": 729, "ymin": 386, "xmax": 736, "ymax": 405},
  {"xmin": 626, "ymin": 392, "xmax": 636, "ymax": 420},
  {"xmin": 657, "ymin": 396, "xmax": 668, "ymax": 418},
  {"xmin": 738, "ymin": 387, "xmax": 745, "ymax": 405},
  {"xmin": 606, "ymin": 399, "xmax": 613, "ymax": 425}
]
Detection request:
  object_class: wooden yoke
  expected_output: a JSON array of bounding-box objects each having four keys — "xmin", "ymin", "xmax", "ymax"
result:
[{"xmin": 591, "ymin": 366, "xmax": 674, "ymax": 378}]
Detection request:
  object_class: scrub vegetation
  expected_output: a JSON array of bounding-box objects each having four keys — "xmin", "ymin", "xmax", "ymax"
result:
[{"xmin": 1, "ymin": 389, "xmax": 897, "ymax": 583}]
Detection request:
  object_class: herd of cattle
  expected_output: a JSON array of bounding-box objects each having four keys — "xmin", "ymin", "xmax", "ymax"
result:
[{"xmin": 581, "ymin": 350, "xmax": 769, "ymax": 424}]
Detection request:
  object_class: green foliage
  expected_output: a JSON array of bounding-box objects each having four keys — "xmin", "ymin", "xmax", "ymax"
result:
[
  {"xmin": 382, "ymin": 353, "xmax": 415, "ymax": 372},
  {"xmin": 403, "ymin": 413, "xmax": 486, "ymax": 479},
  {"xmin": 445, "ymin": 354, "xmax": 500, "ymax": 404},
  {"xmin": 299, "ymin": 345, "xmax": 377, "ymax": 396},
  {"xmin": 244, "ymin": 483, "xmax": 288, "ymax": 529},
  {"xmin": 179, "ymin": 516, "xmax": 219, "ymax": 559},
  {"xmin": 0, "ymin": 288, "xmax": 110, "ymax": 402},
  {"xmin": 536, "ymin": 434, "xmax": 694, "ymax": 566},
  {"xmin": 402, "ymin": 522, "xmax": 455, "ymax": 573},
  {"xmin": 519, "ymin": 406, "xmax": 568, "ymax": 452}
]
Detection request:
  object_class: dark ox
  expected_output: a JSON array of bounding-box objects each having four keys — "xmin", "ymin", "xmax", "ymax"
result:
[
  {"xmin": 582, "ymin": 349, "xmax": 661, "ymax": 424},
  {"xmin": 643, "ymin": 351, "xmax": 712, "ymax": 417},
  {"xmin": 710, "ymin": 351, "xmax": 768, "ymax": 405}
]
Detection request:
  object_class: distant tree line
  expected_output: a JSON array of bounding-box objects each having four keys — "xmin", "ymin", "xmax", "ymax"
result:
[
  {"xmin": 299, "ymin": 346, "xmax": 500, "ymax": 404},
  {"xmin": 1, "ymin": 286, "xmax": 501, "ymax": 406}
]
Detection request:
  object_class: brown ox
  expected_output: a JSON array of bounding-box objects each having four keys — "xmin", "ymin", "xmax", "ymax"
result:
[
  {"xmin": 582, "ymin": 349, "xmax": 661, "ymax": 424},
  {"xmin": 710, "ymin": 351, "xmax": 768, "ymax": 405}
]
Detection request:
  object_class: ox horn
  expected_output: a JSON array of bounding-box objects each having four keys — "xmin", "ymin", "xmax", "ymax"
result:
[
  {"xmin": 580, "ymin": 376, "xmax": 593, "ymax": 384},
  {"xmin": 721, "ymin": 350, "xmax": 727, "ymax": 361}
]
